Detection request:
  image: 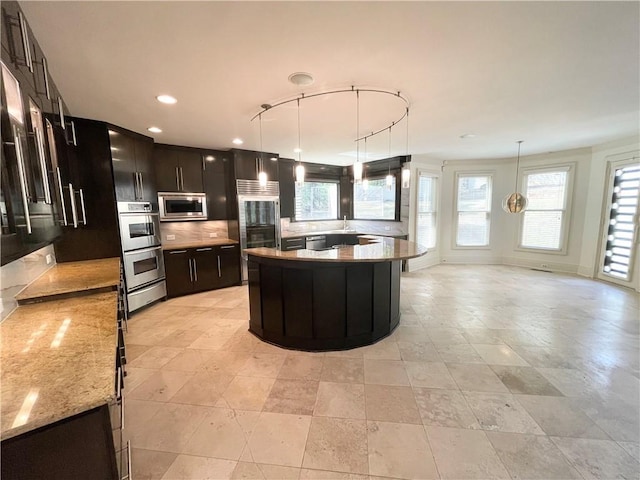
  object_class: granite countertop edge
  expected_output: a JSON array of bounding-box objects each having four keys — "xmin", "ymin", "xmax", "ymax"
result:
[{"xmin": 161, "ymin": 238, "xmax": 239, "ymax": 250}]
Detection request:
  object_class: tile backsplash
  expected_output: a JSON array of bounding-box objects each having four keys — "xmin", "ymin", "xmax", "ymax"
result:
[
  {"xmin": 281, "ymin": 218, "xmax": 408, "ymax": 237},
  {"xmin": 1, "ymin": 244, "xmax": 56, "ymax": 321},
  {"xmin": 159, "ymin": 220, "xmax": 229, "ymax": 245}
]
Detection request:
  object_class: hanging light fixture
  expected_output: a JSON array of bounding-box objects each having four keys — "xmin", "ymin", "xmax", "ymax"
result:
[
  {"xmin": 386, "ymin": 126, "xmax": 393, "ymax": 188},
  {"xmin": 353, "ymin": 90, "xmax": 363, "ymax": 183},
  {"xmin": 401, "ymin": 108, "xmax": 411, "ymax": 189},
  {"xmin": 295, "ymin": 98, "xmax": 305, "ymax": 185},
  {"xmin": 502, "ymin": 140, "xmax": 528, "ymax": 213},
  {"xmin": 258, "ymin": 113, "xmax": 267, "ymax": 188}
]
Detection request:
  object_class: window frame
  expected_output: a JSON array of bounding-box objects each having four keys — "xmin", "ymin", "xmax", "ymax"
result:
[
  {"xmin": 516, "ymin": 163, "xmax": 575, "ymax": 255},
  {"xmin": 293, "ymin": 178, "xmax": 340, "ymax": 222},
  {"xmin": 453, "ymin": 172, "xmax": 493, "ymax": 249},
  {"xmin": 414, "ymin": 170, "xmax": 438, "ymax": 249},
  {"xmin": 352, "ymin": 172, "xmax": 401, "ymax": 221}
]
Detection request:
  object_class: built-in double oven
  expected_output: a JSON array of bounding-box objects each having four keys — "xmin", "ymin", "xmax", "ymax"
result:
[{"xmin": 117, "ymin": 201, "xmax": 166, "ymax": 312}]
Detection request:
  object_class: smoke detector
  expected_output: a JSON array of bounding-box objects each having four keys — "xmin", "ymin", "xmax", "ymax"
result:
[{"xmin": 288, "ymin": 72, "xmax": 314, "ymax": 87}]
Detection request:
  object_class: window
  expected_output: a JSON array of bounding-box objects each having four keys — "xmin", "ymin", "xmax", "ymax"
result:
[
  {"xmin": 456, "ymin": 174, "xmax": 492, "ymax": 247},
  {"xmin": 520, "ymin": 166, "xmax": 571, "ymax": 250},
  {"xmin": 294, "ymin": 181, "xmax": 338, "ymax": 221},
  {"xmin": 415, "ymin": 173, "xmax": 437, "ymax": 248},
  {"xmin": 353, "ymin": 177, "xmax": 396, "ymax": 220}
]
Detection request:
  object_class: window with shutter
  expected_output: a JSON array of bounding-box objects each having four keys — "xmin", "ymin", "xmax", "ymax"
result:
[
  {"xmin": 416, "ymin": 173, "xmax": 437, "ymax": 248},
  {"xmin": 294, "ymin": 181, "xmax": 338, "ymax": 221},
  {"xmin": 455, "ymin": 174, "xmax": 492, "ymax": 247}
]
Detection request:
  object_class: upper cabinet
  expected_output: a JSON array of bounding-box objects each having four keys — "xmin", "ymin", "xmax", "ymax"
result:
[
  {"xmin": 232, "ymin": 149, "xmax": 279, "ymax": 182},
  {"xmin": 153, "ymin": 144, "xmax": 204, "ymax": 193},
  {"xmin": 278, "ymin": 158, "xmax": 295, "ymax": 218},
  {"xmin": 111, "ymin": 127, "xmax": 156, "ymax": 204}
]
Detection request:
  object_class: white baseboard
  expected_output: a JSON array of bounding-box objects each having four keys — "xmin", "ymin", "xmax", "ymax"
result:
[{"xmin": 501, "ymin": 256, "xmax": 579, "ymax": 274}]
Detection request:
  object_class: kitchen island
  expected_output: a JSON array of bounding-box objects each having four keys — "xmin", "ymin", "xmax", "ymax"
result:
[{"xmin": 246, "ymin": 236, "xmax": 427, "ymax": 351}]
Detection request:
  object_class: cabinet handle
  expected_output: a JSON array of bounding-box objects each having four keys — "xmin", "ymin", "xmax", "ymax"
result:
[
  {"xmin": 138, "ymin": 172, "xmax": 144, "ymax": 199},
  {"xmin": 18, "ymin": 12, "xmax": 33, "ymax": 72},
  {"xmin": 180, "ymin": 167, "xmax": 184, "ymax": 191},
  {"xmin": 56, "ymin": 168, "xmax": 68, "ymax": 226},
  {"xmin": 42, "ymin": 57, "xmax": 51, "ymax": 99},
  {"xmin": 58, "ymin": 97, "xmax": 65, "ymax": 130},
  {"xmin": 133, "ymin": 172, "xmax": 140, "ymax": 200},
  {"xmin": 120, "ymin": 395, "xmax": 125, "ymax": 430},
  {"xmin": 70, "ymin": 121, "xmax": 77, "ymax": 146},
  {"xmin": 69, "ymin": 183, "xmax": 78, "ymax": 228},
  {"xmin": 220, "ymin": 245, "xmax": 235, "ymax": 249},
  {"xmin": 116, "ymin": 366, "xmax": 122, "ymax": 401},
  {"xmin": 34, "ymin": 127, "xmax": 52, "ymax": 204},
  {"xmin": 169, "ymin": 250, "xmax": 187, "ymax": 254},
  {"xmin": 175, "ymin": 167, "xmax": 180, "ymax": 190},
  {"xmin": 196, "ymin": 247, "xmax": 212, "ymax": 251},
  {"xmin": 188, "ymin": 258, "xmax": 193, "ymax": 282},
  {"xmin": 13, "ymin": 128, "xmax": 32, "ymax": 234},
  {"xmin": 217, "ymin": 255, "xmax": 221, "ymax": 278},
  {"xmin": 193, "ymin": 258, "xmax": 198, "ymax": 282},
  {"xmin": 78, "ymin": 189, "xmax": 87, "ymax": 225},
  {"xmin": 124, "ymin": 440, "xmax": 132, "ymax": 480}
]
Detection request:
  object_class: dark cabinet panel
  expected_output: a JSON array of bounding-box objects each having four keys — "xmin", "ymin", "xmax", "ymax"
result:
[
  {"xmin": 346, "ymin": 264, "xmax": 373, "ymax": 336},
  {"xmin": 282, "ymin": 236, "xmax": 305, "ymax": 251},
  {"xmin": 283, "ymin": 268, "xmax": 313, "ymax": 338},
  {"xmin": 153, "ymin": 145, "xmax": 203, "ymax": 193},
  {"xmin": 203, "ymin": 153, "xmax": 229, "ymax": 220},
  {"xmin": 278, "ymin": 158, "xmax": 295, "ymax": 218},
  {"xmin": 153, "ymin": 147, "xmax": 180, "ymax": 192},
  {"xmin": 192, "ymin": 247, "xmax": 218, "ymax": 293},
  {"xmin": 134, "ymin": 136, "xmax": 157, "ymax": 203},
  {"xmin": 179, "ymin": 150, "xmax": 203, "ymax": 192},
  {"xmin": 110, "ymin": 128, "xmax": 137, "ymax": 202},
  {"xmin": 313, "ymin": 267, "xmax": 346, "ymax": 339},
  {"xmin": 216, "ymin": 243, "xmax": 241, "ymax": 288},
  {"xmin": 163, "ymin": 249, "xmax": 192, "ymax": 298},
  {"xmin": 233, "ymin": 149, "xmax": 279, "ymax": 181}
]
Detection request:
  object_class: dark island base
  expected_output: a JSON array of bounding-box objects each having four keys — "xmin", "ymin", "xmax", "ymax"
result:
[{"xmin": 247, "ymin": 256, "xmax": 402, "ymax": 351}]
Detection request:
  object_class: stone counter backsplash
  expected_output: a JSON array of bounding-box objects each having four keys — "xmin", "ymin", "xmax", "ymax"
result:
[
  {"xmin": 280, "ymin": 218, "xmax": 408, "ymax": 238},
  {"xmin": 160, "ymin": 220, "xmax": 229, "ymax": 246}
]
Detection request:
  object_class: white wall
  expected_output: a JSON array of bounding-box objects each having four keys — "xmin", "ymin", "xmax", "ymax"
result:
[{"xmin": 407, "ymin": 136, "xmax": 640, "ymax": 291}]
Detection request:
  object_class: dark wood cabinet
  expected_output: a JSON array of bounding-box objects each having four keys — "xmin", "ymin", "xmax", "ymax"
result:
[
  {"xmin": 163, "ymin": 243, "xmax": 241, "ymax": 298},
  {"xmin": 278, "ymin": 158, "xmax": 295, "ymax": 218},
  {"xmin": 202, "ymin": 151, "xmax": 230, "ymax": 221},
  {"xmin": 282, "ymin": 236, "xmax": 305, "ymax": 251},
  {"xmin": 153, "ymin": 144, "xmax": 203, "ymax": 193},
  {"xmin": 110, "ymin": 126, "xmax": 156, "ymax": 204},
  {"xmin": 232, "ymin": 149, "xmax": 279, "ymax": 182}
]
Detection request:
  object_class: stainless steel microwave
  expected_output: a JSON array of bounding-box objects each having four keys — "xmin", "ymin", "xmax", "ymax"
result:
[{"xmin": 158, "ymin": 192, "xmax": 208, "ymax": 222}]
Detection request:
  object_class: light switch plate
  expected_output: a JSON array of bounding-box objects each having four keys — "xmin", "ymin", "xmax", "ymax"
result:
[
  {"xmin": 166, "ymin": 234, "xmax": 176, "ymax": 240},
  {"xmin": 209, "ymin": 232, "xmax": 218, "ymax": 238},
  {"xmin": 46, "ymin": 254, "xmax": 53, "ymax": 265}
]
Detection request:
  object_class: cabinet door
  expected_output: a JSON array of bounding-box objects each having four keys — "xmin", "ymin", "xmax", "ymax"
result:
[
  {"xmin": 203, "ymin": 152, "xmax": 228, "ymax": 220},
  {"xmin": 192, "ymin": 247, "xmax": 219, "ymax": 292},
  {"xmin": 178, "ymin": 150, "xmax": 203, "ymax": 193},
  {"xmin": 278, "ymin": 159, "xmax": 295, "ymax": 218},
  {"xmin": 233, "ymin": 151, "xmax": 259, "ymax": 180},
  {"xmin": 110, "ymin": 129, "xmax": 137, "ymax": 202},
  {"xmin": 217, "ymin": 244, "xmax": 241, "ymax": 288},
  {"xmin": 163, "ymin": 249, "xmax": 193, "ymax": 297},
  {"xmin": 153, "ymin": 147, "xmax": 180, "ymax": 192},
  {"xmin": 134, "ymin": 137, "xmax": 157, "ymax": 203}
]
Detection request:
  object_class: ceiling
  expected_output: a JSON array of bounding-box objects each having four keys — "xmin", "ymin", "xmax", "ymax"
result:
[{"xmin": 19, "ymin": 1, "xmax": 640, "ymax": 165}]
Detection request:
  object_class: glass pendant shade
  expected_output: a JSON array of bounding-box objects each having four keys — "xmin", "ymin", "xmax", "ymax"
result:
[
  {"xmin": 295, "ymin": 163, "xmax": 305, "ymax": 185},
  {"xmin": 386, "ymin": 173, "xmax": 393, "ymax": 187},
  {"xmin": 401, "ymin": 168, "xmax": 410, "ymax": 188},
  {"xmin": 502, "ymin": 192, "xmax": 528, "ymax": 213},
  {"xmin": 353, "ymin": 161, "xmax": 363, "ymax": 183},
  {"xmin": 258, "ymin": 170, "xmax": 268, "ymax": 187}
]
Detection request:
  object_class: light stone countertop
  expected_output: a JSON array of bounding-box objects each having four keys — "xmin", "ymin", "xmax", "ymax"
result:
[
  {"xmin": 1, "ymin": 292, "xmax": 118, "ymax": 440},
  {"xmin": 161, "ymin": 238, "xmax": 238, "ymax": 251},
  {"xmin": 247, "ymin": 236, "xmax": 427, "ymax": 263},
  {"xmin": 15, "ymin": 257, "xmax": 120, "ymax": 304}
]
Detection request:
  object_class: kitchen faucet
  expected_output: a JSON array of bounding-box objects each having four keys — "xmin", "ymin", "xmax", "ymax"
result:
[{"xmin": 343, "ymin": 215, "xmax": 348, "ymax": 231}]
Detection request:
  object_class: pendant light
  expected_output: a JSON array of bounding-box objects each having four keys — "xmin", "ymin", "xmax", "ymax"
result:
[
  {"xmin": 502, "ymin": 140, "xmax": 528, "ymax": 213},
  {"xmin": 385, "ymin": 126, "xmax": 393, "ymax": 188},
  {"xmin": 401, "ymin": 108, "xmax": 411, "ymax": 189},
  {"xmin": 295, "ymin": 98, "xmax": 305, "ymax": 185},
  {"xmin": 353, "ymin": 90, "xmax": 363, "ymax": 183},
  {"xmin": 258, "ymin": 113, "xmax": 267, "ymax": 187}
]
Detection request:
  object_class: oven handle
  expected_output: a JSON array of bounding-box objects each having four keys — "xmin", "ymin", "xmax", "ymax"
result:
[{"xmin": 123, "ymin": 245, "xmax": 162, "ymax": 256}]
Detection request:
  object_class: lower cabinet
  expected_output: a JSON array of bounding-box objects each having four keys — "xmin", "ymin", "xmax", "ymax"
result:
[{"xmin": 164, "ymin": 243, "xmax": 241, "ymax": 298}]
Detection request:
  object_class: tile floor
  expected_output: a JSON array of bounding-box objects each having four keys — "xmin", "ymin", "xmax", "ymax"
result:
[{"xmin": 123, "ymin": 265, "xmax": 640, "ymax": 480}]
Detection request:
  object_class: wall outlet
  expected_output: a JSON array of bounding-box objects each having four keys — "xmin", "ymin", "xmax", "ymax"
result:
[
  {"xmin": 541, "ymin": 263, "xmax": 549, "ymax": 268},
  {"xmin": 46, "ymin": 254, "xmax": 53, "ymax": 265},
  {"xmin": 384, "ymin": 225, "xmax": 391, "ymax": 231},
  {"xmin": 209, "ymin": 232, "xmax": 218, "ymax": 238},
  {"xmin": 166, "ymin": 234, "xmax": 176, "ymax": 241}
]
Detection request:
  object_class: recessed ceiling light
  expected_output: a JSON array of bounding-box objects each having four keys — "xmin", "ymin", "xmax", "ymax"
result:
[
  {"xmin": 459, "ymin": 134, "xmax": 477, "ymax": 139},
  {"xmin": 147, "ymin": 126, "xmax": 162, "ymax": 133},
  {"xmin": 232, "ymin": 138, "xmax": 243, "ymax": 145},
  {"xmin": 156, "ymin": 95, "xmax": 177, "ymax": 104},
  {"xmin": 288, "ymin": 72, "xmax": 314, "ymax": 87}
]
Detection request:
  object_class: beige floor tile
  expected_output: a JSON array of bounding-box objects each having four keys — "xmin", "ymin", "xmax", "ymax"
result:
[
  {"xmin": 222, "ymin": 331, "xmax": 261, "ymax": 352},
  {"xmin": 321, "ymin": 357, "xmax": 364, "ymax": 383},
  {"xmin": 405, "ymin": 361, "xmax": 458, "ymax": 389},
  {"xmin": 435, "ymin": 344, "xmax": 485, "ymax": 364},
  {"xmin": 364, "ymin": 385, "xmax": 421, "ymax": 424},
  {"xmin": 471, "ymin": 344, "xmax": 530, "ymax": 366},
  {"xmin": 124, "ymin": 399, "xmax": 165, "ymax": 442},
  {"xmin": 515, "ymin": 394, "xmax": 610, "ymax": 438},
  {"xmin": 237, "ymin": 353, "xmax": 286, "ymax": 378},
  {"xmin": 570, "ymin": 393, "xmax": 640, "ymax": 442},
  {"xmin": 220, "ymin": 376, "xmax": 275, "ymax": 411},
  {"xmin": 314, "ymin": 382, "xmax": 366, "ymax": 419},
  {"xmin": 245, "ymin": 412, "xmax": 312, "ymax": 467},
  {"xmin": 463, "ymin": 392, "xmax": 545, "ymax": 434},
  {"xmin": 446, "ymin": 363, "xmax": 509, "ymax": 393},
  {"xmin": 461, "ymin": 328, "xmax": 506, "ymax": 345},
  {"xmin": 131, "ymin": 448, "xmax": 177, "ymax": 480},
  {"xmin": 183, "ymin": 408, "xmax": 259, "ymax": 460},
  {"xmin": 126, "ymin": 344, "xmax": 153, "ymax": 362},
  {"xmin": 427, "ymin": 328, "xmax": 468, "ymax": 345},
  {"xmin": 128, "ymin": 402, "xmax": 211, "ymax": 453},
  {"xmin": 170, "ymin": 370, "xmax": 235, "ymax": 406},
  {"xmin": 188, "ymin": 331, "xmax": 234, "ymax": 350},
  {"xmin": 156, "ymin": 329, "xmax": 204, "ymax": 348},
  {"xmin": 278, "ymin": 354, "xmax": 324, "ymax": 380},
  {"xmin": 363, "ymin": 359, "xmax": 410, "ymax": 386},
  {"xmin": 202, "ymin": 350, "xmax": 253, "ymax": 375},
  {"xmin": 161, "ymin": 454, "xmax": 237, "ymax": 479},
  {"xmin": 617, "ymin": 441, "xmax": 640, "ymax": 463},
  {"xmin": 124, "ymin": 367, "xmax": 157, "ymax": 392},
  {"xmin": 414, "ymin": 388, "xmax": 480, "ymax": 429},
  {"xmin": 535, "ymin": 367, "xmax": 599, "ymax": 397},
  {"xmin": 490, "ymin": 365, "xmax": 564, "ymax": 395},
  {"xmin": 361, "ymin": 338, "xmax": 401, "ymax": 360},
  {"xmin": 231, "ymin": 462, "xmax": 300, "ymax": 479},
  {"xmin": 486, "ymin": 432, "xmax": 582, "ymax": 479},
  {"xmin": 299, "ymin": 469, "xmax": 368, "ymax": 479},
  {"xmin": 128, "ymin": 370, "xmax": 195, "ymax": 402},
  {"xmin": 128, "ymin": 346, "xmax": 184, "ymax": 369},
  {"xmin": 161, "ymin": 348, "xmax": 217, "ymax": 372},
  {"xmin": 551, "ymin": 436, "xmax": 640, "ymax": 480},
  {"xmin": 397, "ymin": 340, "xmax": 442, "ymax": 362},
  {"xmin": 508, "ymin": 345, "xmax": 579, "ymax": 369},
  {"xmin": 425, "ymin": 426, "xmax": 510, "ymax": 479},
  {"xmin": 367, "ymin": 421, "xmax": 438, "ymax": 479},
  {"xmin": 302, "ymin": 417, "xmax": 368, "ymax": 474},
  {"xmin": 263, "ymin": 378, "xmax": 319, "ymax": 415}
]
